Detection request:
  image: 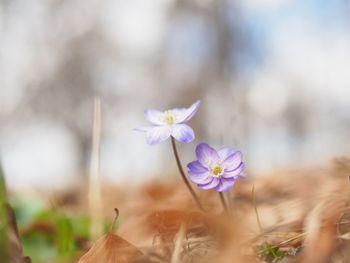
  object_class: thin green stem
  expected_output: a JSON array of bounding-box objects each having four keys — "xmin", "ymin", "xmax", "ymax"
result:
[
  {"xmin": 219, "ymin": 192, "xmax": 229, "ymax": 215},
  {"xmin": 170, "ymin": 137, "xmax": 204, "ymax": 211},
  {"xmin": 252, "ymin": 185, "xmax": 263, "ymax": 232}
]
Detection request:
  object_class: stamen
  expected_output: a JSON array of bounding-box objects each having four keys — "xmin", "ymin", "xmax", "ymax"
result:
[
  {"xmin": 164, "ymin": 112, "xmax": 174, "ymax": 125},
  {"xmin": 212, "ymin": 165, "xmax": 223, "ymax": 177}
]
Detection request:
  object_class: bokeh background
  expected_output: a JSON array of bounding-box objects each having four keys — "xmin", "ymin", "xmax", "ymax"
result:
[{"xmin": 1, "ymin": 0, "xmax": 350, "ymax": 190}]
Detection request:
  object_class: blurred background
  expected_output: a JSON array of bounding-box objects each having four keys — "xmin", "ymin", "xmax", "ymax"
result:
[{"xmin": 1, "ymin": 0, "xmax": 350, "ymax": 190}]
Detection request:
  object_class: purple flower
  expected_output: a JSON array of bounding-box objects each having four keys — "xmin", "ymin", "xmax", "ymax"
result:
[
  {"xmin": 135, "ymin": 101, "xmax": 200, "ymax": 145},
  {"xmin": 187, "ymin": 143, "xmax": 245, "ymax": 192}
]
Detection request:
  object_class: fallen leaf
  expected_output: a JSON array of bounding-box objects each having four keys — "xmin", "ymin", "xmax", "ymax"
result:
[
  {"xmin": 147, "ymin": 210, "xmax": 208, "ymax": 237},
  {"xmin": 78, "ymin": 233, "xmax": 144, "ymax": 263},
  {"xmin": 78, "ymin": 208, "xmax": 143, "ymax": 263}
]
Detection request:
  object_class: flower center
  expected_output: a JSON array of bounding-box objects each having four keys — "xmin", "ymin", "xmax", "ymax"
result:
[
  {"xmin": 164, "ymin": 112, "xmax": 174, "ymax": 125},
  {"xmin": 211, "ymin": 165, "xmax": 223, "ymax": 177}
]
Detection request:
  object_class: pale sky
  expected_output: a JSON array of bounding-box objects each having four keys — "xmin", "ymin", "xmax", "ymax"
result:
[{"xmin": 1, "ymin": 0, "xmax": 350, "ymax": 189}]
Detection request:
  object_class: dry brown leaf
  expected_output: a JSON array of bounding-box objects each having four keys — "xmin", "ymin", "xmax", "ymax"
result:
[
  {"xmin": 142, "ymin": 183, "xmax": 177, "ymax": 202},
  {"xmin": 148, "ymin": 210, "xmax": 206, "ymax": 232},
  {"xmin": 78, "ymin": 209, "xmax": 144, "ymax": 263},
  {"xmin": 338, "ymin": 232, "xmax": 350, "ymax": 240},
  {"xmin": 78, "ymin": 233, "xmax": 144, "ymax": 263},
  {"xmin": 298, "ymin": 194, "xmax": 348, "ymax": 263},
  {"xmin": 145, "ymin": 209, "xmax": 220, "ymax": 243}
]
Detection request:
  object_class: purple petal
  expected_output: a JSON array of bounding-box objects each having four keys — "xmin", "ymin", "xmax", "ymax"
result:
[
  {"xmin": 233, "ymin": 172, "xmax": 246, "ymax": 180},
  {"xmin": 187, "ymin": 160, "xmax": 208, "ymax": 173},
  {"xmin": 236, "ymin": 172, "xmax": 246, "ymax": 179},
  {"xmin": 222, "ymin": 151, "xmax": 243, "ymax": 171},
  {"xmin": 188, "ymin": 172, "xmax": 212, "ymax": 184},
  {"xmin": 144, "ymin": 109, "xmax": 165, "ymax": 125},
  {"xmin": 171, "ymin": 124, "xmax": 194, "ymax": 143},
  {"xmin": 197, "ymin": 177, "xmax": 220, "ymax": 190},
  {"xmin": 195, "ymin": 143, "xmax": 220, "ymax": 167},
  {"xmin": 222, "ymin": 162, "xmax": 245, "ymax": 178},
  {"xmin": 218, "ymin": 147, "xmax": 235, "ymax": 161},
  {"xmin": 172, "ymin": 100, "xmax": 200, "ymax": 124},
  {"xmin": 145, "ymin": 126, "xmax": 171, "ymax": 145},
  {"xmin": 214, "ymin": 178, "xmax": 235, "ymax": 192}
]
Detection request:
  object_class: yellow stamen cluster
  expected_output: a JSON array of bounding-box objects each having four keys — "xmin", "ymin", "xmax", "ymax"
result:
[
  {"xmin": 164, "ymin": 112, "xmax": 174, "ymax": 125},
  {"xmin": 211, "ymin": 165, "xmax": 223, "ymax": 177}
]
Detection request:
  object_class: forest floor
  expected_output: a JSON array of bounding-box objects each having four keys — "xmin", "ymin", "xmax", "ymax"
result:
[{"xmin": 3, "ymin": 157, "xmax": 350, "ymax": 263}]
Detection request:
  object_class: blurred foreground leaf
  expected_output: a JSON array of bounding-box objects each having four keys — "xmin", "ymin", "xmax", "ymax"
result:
[
  {"xmin": 20, "ymin": 208, "xmax": 91, "ymax": 262},
  {"xmin": 78, "ymin": 232, "xmax": 143, "ymax": 263},
  {"xmin": 57, "ymin": 216, "xmax": 76, "ymax": 254},
  {"xmin": 0, "ymin": 164, "xmax": 10, "ymax": 261},
  {"xmin": 0, "ymin": 163, "xmax": 32, "ymax": 263}
]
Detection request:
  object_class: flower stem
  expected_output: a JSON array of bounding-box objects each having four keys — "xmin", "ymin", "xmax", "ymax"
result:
[
  {"xmin": 219, "ymin": 192, "xmax": 229, "ymax": 215},
  {"xmin": 170, "ymin": 137, "xmax": 204, "ymax": 211}
]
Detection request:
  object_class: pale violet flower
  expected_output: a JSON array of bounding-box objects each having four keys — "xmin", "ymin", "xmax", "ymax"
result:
[
  {"xmin": 135, "ymin": 101, "xmax": 200, "ymax": 145},
  {"xmin": 187, "ymin": 143, "xmax": 245, "ymax": 192}
]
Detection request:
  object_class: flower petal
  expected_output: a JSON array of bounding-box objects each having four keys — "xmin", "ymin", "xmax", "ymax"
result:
[
  {"xmin": 234, "ymin": 172, "xmax": 246, "ymax": 180},
  {"xmin": 144, "ymin": 109, "xmax": 165, "ymax": 125},
  {"xmin": 188, "ymin": 172, "xmax": 212, "ymax": 184},
  {"xmin": 197, "ymin": 177, "xmax": 220, "ymax": 190},
  {"xmin": 222, "ymin": 151, "xmax": 243, "ymax": 171},
  {"xmin": 222, "ymin": 162, "xmax": 245, "ymax": 178},
  {"xmin": 218, "ymin": 147, "xmax": 235, "ymax": 161},
  {"xmin": 187, "ymin": 160, "xmax": 208, "ymax": 173},
  {"xmin": 171, "ymin": 124, "xmax": 195, "ymax": 143},
  {"xmin": 172, "ymin": 100, "xmax": 200, "ymax": 124},
  {"xmin": 195, "ymin": 143, "xmax": 220, "ymax": 167},
  {"xmin": 214, "ymin": 178, "xmax": 235, "ymax": 192},
  {"xmin": 145, "ymin": 126, "xmax": 171, "ymax": 145}
]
